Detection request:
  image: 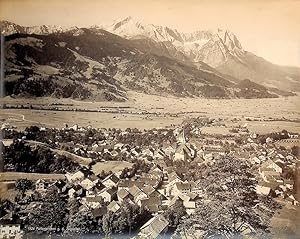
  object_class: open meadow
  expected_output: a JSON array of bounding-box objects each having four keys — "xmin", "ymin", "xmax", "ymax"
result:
[{"xmin": 1, "ymin": 92, "xmax": 300, "ymax": 133}]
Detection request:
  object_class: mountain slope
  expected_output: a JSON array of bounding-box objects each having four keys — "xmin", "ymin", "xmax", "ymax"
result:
[
  {"xmin": 217, "ymin": 52, "xmax": 300, "ymax": 92},
  {"xmin": 2, "ymin": 19, "xmax": 299, "ymax": 93},
  {"xmin": 4, "ymin": 28, "xmax": 281, "ymax": 100},
  {"xmin": 100, "ymin": 17, "xmax": 244, "ymax": 68},
  {"xmin": 99, "ymin": 17, "xmax": 300, "ymax": 92}
]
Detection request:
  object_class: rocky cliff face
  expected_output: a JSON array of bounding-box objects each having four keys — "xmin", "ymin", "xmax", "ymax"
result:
[
  {"xmin": 99, "ymin": 17, "xmax": 299, "ymax": 91},
  {"xmin": 100, "ymin": 17, "xmax": 245, "ymax": 67}
]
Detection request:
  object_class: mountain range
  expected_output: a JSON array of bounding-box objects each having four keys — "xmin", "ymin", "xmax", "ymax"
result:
[{"xmin": 1, "ymin": 17, "xmax": 299, "ymax": 101}]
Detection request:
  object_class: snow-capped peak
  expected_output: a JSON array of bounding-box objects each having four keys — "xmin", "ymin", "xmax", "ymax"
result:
[
  {"xmin": 1, "ymin": 18, "xmax": 245, "ymax": 67},
  {"xmin": 26, "ymin": 25, "xmax": 64, "ymax": 34},
  {"xmin": 0, "ymin": 20, "xmax": 65, "ymax": 35},
  {"xmin": 100, "ymin": 16, "xmax": 245, "ymax": 66}
]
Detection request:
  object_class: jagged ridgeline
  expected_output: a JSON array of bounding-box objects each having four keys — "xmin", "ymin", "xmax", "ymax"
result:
[{"xmin": 1, "ymin": 19, "xmax": 298, "ymax": 101}]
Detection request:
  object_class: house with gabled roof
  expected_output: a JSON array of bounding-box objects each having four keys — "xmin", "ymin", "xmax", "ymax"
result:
[
  {"xmin": 260, "ymin": 159, "xmax": 283, "ymax": 174},
  {"xmin": 35, "ymin": 179, "xmax": 47, "ymax": 193},
  {"xmin": 66, "ymin": 170, "xmax": 85, "ymax": 183},
  {"xmin": 102, "ymin": 174, "xmax": 119, "ymax": 188},
  {"xmin": 154, "ymin": 149, "xmax": 165, "ymax": 160},
  {"xmin": 285, "ymin": 194, "xmax": 299, "ymax": 206},
  {"xmin": 80, "ymin": 178, "xmax": 97, "ymax": 191},
  {"xmin": 139, "ymin": 214, "xmax": 169, "ymax": 239},
  {"xmin": 99, "ymin": 187, "xmax": 117, "ymax": 202},
  {"xmin": 149, "ymin": 190, "xmax": 166, "ymax": 201},
  {"xmin": 128, "ymin": 185, "xmax": 147, "ymax": 205},
  {"xmin": 203, "ymin": 145, "xmax": 226, "ymax": 160},
  {"xmin": 127, "ymin": 185, "xmax": 142, "ymax": 198},
  {"xmin": 139, "ymin": 176, "xmax": 162, "ymax": 189},
  {"xmin": 149, "ymin": 165, "xmax": 163, "ymax": 174},
  {"xmin": 53, "ymin": 180, "xmax": 68, "ymax": 194},
  {"xmin": 169, "ymin": 193, "xmax": 197, "ymax": 213},
  {"xmin": 168, "ymin": 172, "xmax": 183, "ymax": 184},
  {"xmin": 107, "ymin": 200, "xmax": 121, "ymax": 213},
  {"xmin": 68, "ymin": 185, "xmax": 84, "ymax": 198},
  {"xmin": 117, "ymin": 188, "xmax": 133, "ymax": 202},
  {"xmin": 171, "ymin": 182, "xmax": 194, "ymax": 196},
  {"xmin": 80, "ymin": 167, "xmax": 94, "ymax": 177},
  {"xmin": 174, "ymin": 144, "xmax": 196, "ymax": 162},
  {"xmin": 94, "ymin": 181, "xmax": 106, "ymax": 191},
  {"xmin": 86, "ymin": 182, "xmax": 106, "ymax": 197},
  {"xmin": 260, "ymin": 168, "xmax": 282, "ymax": 183},
  {"xmin": 256, "ymin": 184, "xmax": 272, "ymax": 196},
  {"xmin": 256, "ymin": 181, "xmax": 280, "ymax": 197}
]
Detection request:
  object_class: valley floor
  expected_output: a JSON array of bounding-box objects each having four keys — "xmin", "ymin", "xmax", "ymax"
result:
[
  {"xmin": 1, "ymin": 92, "xmax": 300, "ymax": 133},
  {"xmin": 1, "ymin": 93, "xmax": 300, "ymax": 238}
]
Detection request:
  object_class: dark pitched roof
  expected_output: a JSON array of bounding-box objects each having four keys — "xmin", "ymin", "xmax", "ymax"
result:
[
  {"xmin": 94, "ymin": 182, "xmax": 105, "ymax": 191},
  {"xmin": 54, "ymin": 180, "xmax": 66, "ymax": 189},
  {"xmin": 73, "ymin": 185, "xmax": 83, "ymax": 191},
  {"xmin": 186, "ymin": 192, "xmax": 198, "ymax": 201},
  {"xmin": 149, "ymin": 190, "xmax": 166, "ymax": 200},
  {"xmin": 103, "ymin": 174, "xmax": 119, "ymax": 184},
  {"xmin": 175, "ymin": 182, "xmax": 192, "ymax": 191},
  {"xmin": 80, "ymin": 167, "xmax": 93, "ymax": 177},
  {"xmin": 106, "ymin": 187, "xmax": 117, "ymax": 196}
]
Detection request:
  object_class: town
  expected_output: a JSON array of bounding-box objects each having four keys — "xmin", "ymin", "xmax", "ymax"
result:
[{"xmin": 0, "ymin": 117, "xmax": 299, "ymax": 238}]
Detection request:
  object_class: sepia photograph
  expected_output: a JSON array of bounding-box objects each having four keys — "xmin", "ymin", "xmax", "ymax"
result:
[{"xmin": 0, "ymin": 0, "xmax": 299, "ymax": 238}]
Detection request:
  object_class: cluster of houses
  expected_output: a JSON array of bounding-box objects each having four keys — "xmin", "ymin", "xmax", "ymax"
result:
[
  {"xmin": 0, "ymin": 164, "xmax": 206, "ymax": 238},
  {"xmin": 58, "ymin": 126, "xmax": 177, "ymax": 163},
  {"xmin": 1, "ymin": 121, "xmax": 299, "ymax": 239},
  {"xmin": 64, "ymin": 162, "xmax": 204, "ymax": 216},
  {"xmin": 59, "ymin": 125, "xmax": 230, "ymax": 169},
  {"xmin": 255, "ymin": 150, "xmax": 299, "ymax": 205}
]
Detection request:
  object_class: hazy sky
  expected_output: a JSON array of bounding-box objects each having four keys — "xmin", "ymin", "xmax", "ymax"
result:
[{"xmin": 1, "ymin": 0, "xmax": 300, "ymax": 66}]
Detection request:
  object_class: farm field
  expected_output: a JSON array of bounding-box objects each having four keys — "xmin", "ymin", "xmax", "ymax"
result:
[
  {"xmin": 0, "ymin": 109, "xmax": 182, "ymax": 130},
  {"xmin": 0, "ymin": 172, "xmax": 66, "ymax": 182},
  {"xmin": 1, "ymin": 93, "xmax": 300, "ymax": 132},
  {"xmin": 201, "ymin": 120, "xmax": 300, "ymax": 135}
]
